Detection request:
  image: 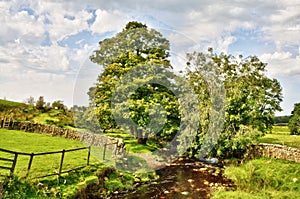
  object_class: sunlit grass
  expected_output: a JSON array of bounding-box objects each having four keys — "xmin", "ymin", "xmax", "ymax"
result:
[
  {"xmin": 32, "ymin": 112, "xmax": 60, "ymax": 124},
  {"xmin": 105, "ymin": 130, "xmax": 160, "ymax": 154},
  {"xmin": 0, "ymin": 129, "xmax": 99, "ymax": 178},
  {"xmin": 259, "ymin": 126, "xmax": 300, "ymax": 148}
]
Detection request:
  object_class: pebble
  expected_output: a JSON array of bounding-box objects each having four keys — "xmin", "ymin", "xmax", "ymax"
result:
[
  {"xmin": 187, "ymin": 179, "xmax": 194, "ymax": 183},
  {"xmin": 181, "ymin": 191, "xmax": 189, "ymax": 195}
]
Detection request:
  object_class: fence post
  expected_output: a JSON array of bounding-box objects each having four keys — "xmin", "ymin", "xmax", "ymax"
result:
[
  {"xmin": 10, "ymin": 153, "xmax": 18, "ymax": 178},
  {"xmin": 25, "ymin": 153, "xmax": 34, "ymax": 179},
  {"xmin": 0, "ymin": 118, "xmax": 3, "ymax": 128},
  {"xmin": 87, "ymin": 146, "xmax": 91, "ymax": 166},
  {"xmin": 103, "ymin": 143, "xmax": 107, "ymax": 160},
  {"xmin": 58, "ymin": 150, "xmax": 65, "ymax": 178}
]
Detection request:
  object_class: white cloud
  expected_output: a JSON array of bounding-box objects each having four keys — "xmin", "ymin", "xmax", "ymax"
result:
[
  {"xmin": 90, "ymin": 9, "xmax": 130, "ymax": 34},
  {"xmin": 260, "ymin": 51, "xmax": 300, "ymax": 76},
  {"xmin": 1, "ymin": 0, "xmax": 300, "ymax": 113}
]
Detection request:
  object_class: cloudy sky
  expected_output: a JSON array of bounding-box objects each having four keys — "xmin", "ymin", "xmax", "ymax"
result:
[{"xmin": 1, "ymin": 0, "xmax": 300, "ymax": 115}]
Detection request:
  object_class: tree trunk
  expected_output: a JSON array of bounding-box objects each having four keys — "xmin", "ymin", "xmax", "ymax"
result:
[
  {"xmin": 137, "ymin": 128, "xmax": 147, "ymax": 144},
  {"xmin": 137, "ymin": 137, "xmax": 147, "ymax": 145}
]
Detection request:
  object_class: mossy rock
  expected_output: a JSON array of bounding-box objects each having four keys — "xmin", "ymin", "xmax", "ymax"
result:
[
  {"xmin": 85, "ymin": 176, "xmax": 99, "ymax": 185},
  {"xmin": 104, "ymin": 179, "xmax": 124, "ymax": 192}
]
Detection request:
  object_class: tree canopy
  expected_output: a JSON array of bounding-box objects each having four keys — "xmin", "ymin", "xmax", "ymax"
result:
[
  {"xmin": 88, "ymin": 21, "xmax": 283, "ymax": 159},
  {"xmin": 185, "ymin": 49, "xmax": 283, "ymax": 158},
  {"xmin": 89, "ymin": 21, "xmax": 179, "ymax": 144}
]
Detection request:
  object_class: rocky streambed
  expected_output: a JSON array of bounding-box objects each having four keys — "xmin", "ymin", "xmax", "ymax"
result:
[{"xmin": 112, "ymin": 158, "xmax": 235, "ymax": 199}]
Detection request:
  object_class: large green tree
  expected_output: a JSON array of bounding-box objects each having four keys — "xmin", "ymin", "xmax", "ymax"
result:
[
  {"xmin": 90, "ymin": 22, "xmax": 180, "ymax": 144},
  {"xmin": 185, "ymin": 49, "xmax": 283, "ymax": 158}
]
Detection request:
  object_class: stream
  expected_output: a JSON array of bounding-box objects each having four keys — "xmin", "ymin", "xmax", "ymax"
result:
[{"xmin": 112, "ymin": 159, "xmax": 235, "ymax": 199}]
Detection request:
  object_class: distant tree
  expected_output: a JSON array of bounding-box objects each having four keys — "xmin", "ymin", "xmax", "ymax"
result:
[
  {"xmin": 288, "ymin": 103, "xmax": 300, "ymax": 135},
  {"xmin": 274, "ymin": 115, "xmax": 290, "ymax": 124},
  {"xmin": 52, "ymin": 100, "xmax": 66, "ymax": 111},
  {"xmin": 26, "ymin": 96, "xmax": 35, "ymax": 106},
  {"xmin": 35, "ymin": 96, "xmax": 45, "ymax": 111}
]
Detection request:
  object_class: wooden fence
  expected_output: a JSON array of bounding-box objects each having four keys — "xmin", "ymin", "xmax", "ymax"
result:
[{"xmin": 0, "ymin": 146, "xmax": 91, "ymax": 179}]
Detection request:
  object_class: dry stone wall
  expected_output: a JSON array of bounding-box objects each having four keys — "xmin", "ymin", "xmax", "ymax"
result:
[
  {"xmin": 244, "ymin": 143, "xmax": 300, "ymax": 163},
  {"xmin": 0, "ymin": 119, "xmax": 117, "ymax": 149}
]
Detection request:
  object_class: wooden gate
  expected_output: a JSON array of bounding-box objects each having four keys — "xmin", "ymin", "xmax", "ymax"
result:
[{"xmin": 0, "ymin": 148, "xmax": 18, "ymax": 178}]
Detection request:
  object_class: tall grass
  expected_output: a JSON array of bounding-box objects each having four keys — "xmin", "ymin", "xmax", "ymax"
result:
[{"xmin": 213, "ymin": 158, "xmax": 300, "ymax": 199}]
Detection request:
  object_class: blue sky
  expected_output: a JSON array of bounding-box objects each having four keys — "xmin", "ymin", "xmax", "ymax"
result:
[{"xmin": 1, "ymin": 0, "xmax": 300, "ymax": 116}]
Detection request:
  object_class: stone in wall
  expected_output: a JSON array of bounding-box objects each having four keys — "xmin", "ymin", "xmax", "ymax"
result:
[{"xmin": 244, "ymin": 143, "xmax": 300, "ymax": 163}]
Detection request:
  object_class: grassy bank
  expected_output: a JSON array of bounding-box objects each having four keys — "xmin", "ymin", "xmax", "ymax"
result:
[
  {"xmin": 259, "ymin": 126, "xmax": 300, "ymax": 148},
  {"xmin": 0, "ymin": 128, "xmax": 157, "ymax": 198},
  {"xmin": 213, "ymin": 158, "xmax": 300, "ymax": 199}
]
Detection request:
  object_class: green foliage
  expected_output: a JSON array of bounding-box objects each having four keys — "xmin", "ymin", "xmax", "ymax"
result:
[
  {"xmin": 274, "ymin": 115, "xmax": 290, "ymax": 124},
  {"xmin": 213, "ymin": 158, "xmax": 300, "ymax": 199},
  {"xmin": 73, "ymin": 106, "xmax": 101, "ymax": 133},
  {"xmin": 90, "ymin": 21, "xmax": 180, "ymax": 144},
  {"xmin": 0, "ymin": 99, "xmax": 74, "ymax": 128},
  {"xmin": 35, "ymin": 96, "xmax": 46, "ymax": 111},
  {"xmin": 2, "ymin": 176, "xmax": 40, "ymax": 198},
  {"xmin": 288, "ymin": 103, "xmax": 300, "ymax": 135},
  {"xmin": 90, "ymin": 21, "xmax": 170, "ymax": 67},
  {"xmin": 186, "ymin": 50, "xmax": 283, "ymax": 158}
]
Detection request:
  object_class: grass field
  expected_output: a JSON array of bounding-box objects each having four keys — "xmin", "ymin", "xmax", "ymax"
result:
[
  {"xmin": 259, "ymin": 126, "xmax": 300, "ymax": 148},
  {"xmin": 0, "ymin": 129, "xmax": 101, "ymax": 178},
  {"xmin": 0, "ymin": 128, "xmax": 157, "ymax": 198}
]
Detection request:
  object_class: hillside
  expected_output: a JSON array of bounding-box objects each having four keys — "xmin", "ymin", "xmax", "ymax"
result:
[
  {"xmin": 0, "ymin": 99, "xmax": 27, "ymax": 112},
  {"xmin": 0, "ymin": 99, "xmax": 74, "ymax": 128}
]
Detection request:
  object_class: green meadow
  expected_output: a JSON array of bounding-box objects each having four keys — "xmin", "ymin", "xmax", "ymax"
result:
[
  {"xmin": 0, "ymin": 128, "xmax": 99, "ymax": 178},
  {"xmin": 259, "ymin": 126, "xmax": 300, "ymax": 148}
]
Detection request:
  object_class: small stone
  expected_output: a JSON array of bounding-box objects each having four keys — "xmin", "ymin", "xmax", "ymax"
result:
[
  {"xmin": 199, "ymin": 167, "xmax": 207, "ymax": 171},
  {"xmin": 104, "ymin": 177, "xmax": 109, "ymax": 181},
  {"xmin": 203, "ymin": 180, "xmax": 209, "ymax": 185},
  {"xmin": 181, "ymin": 191, "xmax": 189, "ymax": 195},
  {"xmin": 174, "ymin": 188, "xmax": 180, "ymax": 192},
  {"xmin": 187, "ymin": 179, "xmax": 194, "ymax": 183},
  {"xmin": 164, "ymin": 190, "xmax": 170, "ymax": 194}
]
